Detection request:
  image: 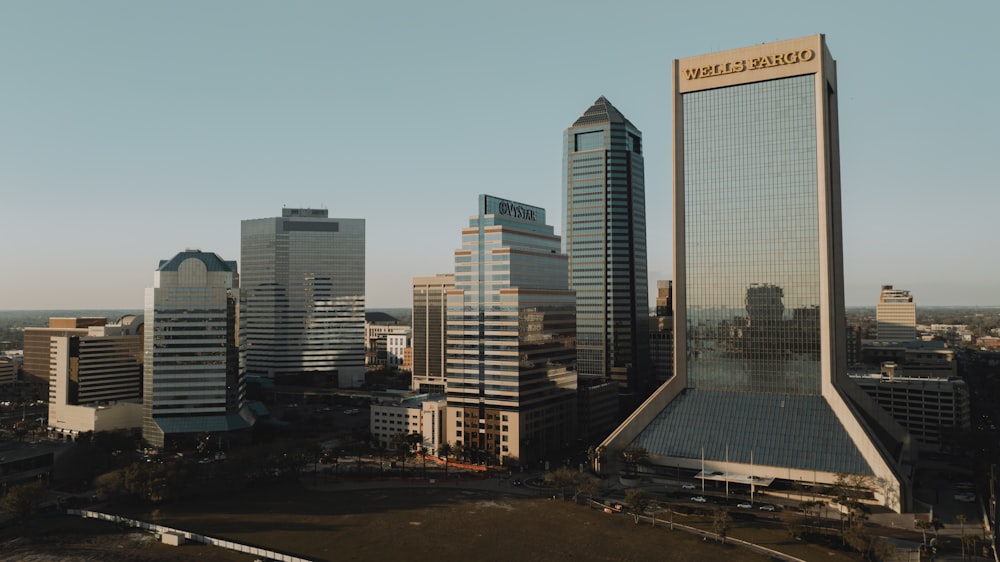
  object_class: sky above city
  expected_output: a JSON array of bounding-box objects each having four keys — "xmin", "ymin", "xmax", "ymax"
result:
[{"xmin": 2, "ymin": 1, "xmax": 998, "ymax": 310}]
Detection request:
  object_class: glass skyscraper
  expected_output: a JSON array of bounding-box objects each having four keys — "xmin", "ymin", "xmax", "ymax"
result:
[
  {"xmin": 241, "ymin": 209, "xmax": 365, "ymax": 388},
  {"xmin": 446, "ymin": 195, "xmax": 577, "ymax": 466},
  {"xmin": 563, "ymin": 97, "xmax": 650, "ymax": 399},
  {"xmin": 601, "ymin": 36, "xmax": 911, "ymax": 512}
]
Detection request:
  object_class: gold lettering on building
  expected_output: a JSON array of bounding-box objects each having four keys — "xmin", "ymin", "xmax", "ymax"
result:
[{"xmin": 683, "ymin": 49, "xmax": 815, "ymax": 80}]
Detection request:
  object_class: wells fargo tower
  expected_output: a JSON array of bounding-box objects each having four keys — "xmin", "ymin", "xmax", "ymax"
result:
[{"xmin": 600, "ymin": 35, "xmax": 912, "ymax": 512}]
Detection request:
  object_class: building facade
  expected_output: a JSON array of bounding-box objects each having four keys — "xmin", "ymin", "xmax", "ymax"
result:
[
  {"xmin": 876, "ymin": 285, "xmax": 917, "ymax": 341},
  {"xmin": 446, "ymin": 195, "xmax": 577, "ymax": 466},
  {"xmin": 649, "ymin": 279, "xmax": 674, "ymax": 385},
  {"xmin": 241, "ymin": 208, "xmax": 365, "ymax": 388},
  {"xmin": 370, "ymin": 393, "xmax": 446, "ymax": 454},
  {"xmin": 411, "ymin": 274, "xmax": 454, "ymax": 394},
  {"xmin": 22, "ymin": 317, "xmax": 107, "ymax": 392},
  {"xmin": 601, "ymin": 35, "xmax": 910, "ymax": 512},
  {"xmin": 563, "ymin": 97, "xmax": 650, "ymax": 400},
  {"xmin": 48, "ymin": 315, "xmax": 144, "ymax": 438},
  {"xmin": 143, "ymin": 250, "xmax": 253, "ymax": 449}
]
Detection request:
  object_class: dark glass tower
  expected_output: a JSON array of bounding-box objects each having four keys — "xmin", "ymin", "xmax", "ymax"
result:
[{"xmin": 563, "ymin": 97, "xmax": 650, "ymax": 399}]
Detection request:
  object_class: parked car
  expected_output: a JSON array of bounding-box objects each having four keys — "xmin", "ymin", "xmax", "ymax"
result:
[
  {"xmin": 691, "ymin": 496, "xmax": 707, "ymax": 503},
  {"xmin": 954, "ymin": 493, "xmax": 976, "ymax": 503},
  {"xmin": 737, "ymin": 502, "xmax": 752, "ymax": 509},
  {"xmin": 681, "ymin": 483, "xmax": 696, "ymax": 490},
  {"xmin": 758, "ymin": 504, "xmax": 776, "ymax": 511}
]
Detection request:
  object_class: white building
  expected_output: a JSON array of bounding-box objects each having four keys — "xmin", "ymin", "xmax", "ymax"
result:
[
  {"xmin": 143, "ymin": 250, "xmax": 254, "ymax": 449},
  {"xmin": 370, "ymin": 393, "xmax": 446, "ymax": 453},
  {"xmin": 876, "ymin": 285, "xmax": 917, "ymax": 341}
]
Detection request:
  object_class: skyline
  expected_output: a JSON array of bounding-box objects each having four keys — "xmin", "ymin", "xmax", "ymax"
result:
[{"xmin": 3, "ymin": 1, "xmax": 999, "ymax": 310}]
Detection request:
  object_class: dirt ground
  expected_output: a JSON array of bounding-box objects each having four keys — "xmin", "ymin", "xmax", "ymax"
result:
[{"xmin": 2, "ymin": 481, "xmax": 867, "ymax": 562}]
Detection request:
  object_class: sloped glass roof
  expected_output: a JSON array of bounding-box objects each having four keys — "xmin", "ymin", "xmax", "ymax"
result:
[{"xmin": 632, "ymin": 389, "xmax": 873, "ymax": 476}]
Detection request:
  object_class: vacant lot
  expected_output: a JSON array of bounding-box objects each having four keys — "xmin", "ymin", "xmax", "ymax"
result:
[{"xmin": 4, "ymin": 480, "xmax": 869, "ymax": 561}]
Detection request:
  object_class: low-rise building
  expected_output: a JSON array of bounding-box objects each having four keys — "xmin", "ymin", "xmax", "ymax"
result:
[{"xmin": 370, "ymin": 393, "xmax": 446, "ymax": 454}]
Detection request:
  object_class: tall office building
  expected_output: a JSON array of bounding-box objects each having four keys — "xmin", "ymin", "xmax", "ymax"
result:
[
  {"xmin": 602, "ymin": 35, "xmax": 911, "ymax": 512},
  {"xmin": 241, "ymin": 208, "xmax": 365, "ymax": 388},
  {"xmin": 876, "ymin": 285, "xmax": 917, "ymax": 341},
  {"xmin": 563, "ymin": 97, "xmax": 650, "ymax": 399},
  {"xmin": 446, "ymin": 195, "xmax": 577, "ymax": 466},
  {"xmin": 143, "ymin": 250, "xmax": 252, "ymax": 449},
  {"xmin": 411, "ymin": 274, "xmax": 454, "ymax": 393}
]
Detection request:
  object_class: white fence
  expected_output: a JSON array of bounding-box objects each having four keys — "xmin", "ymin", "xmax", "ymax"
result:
[{"xmin": 67, "ymin": 509, "xmax": 312, "ymax": 562}]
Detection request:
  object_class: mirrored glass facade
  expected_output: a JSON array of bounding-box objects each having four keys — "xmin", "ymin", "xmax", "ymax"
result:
[{"xmin": 684, "ymin": 75, "xmax": 821, "ymax": 396}]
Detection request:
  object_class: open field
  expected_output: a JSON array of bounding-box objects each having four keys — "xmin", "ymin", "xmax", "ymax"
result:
[{"xmin": 101, "ymin": 480, "xmax": 867, "ymax": 562}]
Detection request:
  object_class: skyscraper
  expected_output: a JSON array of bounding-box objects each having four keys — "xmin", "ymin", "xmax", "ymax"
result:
[
  {"xmin": 446, "ymin": 195, "xmax": 577, "ymax": 466},
  {"xmin": 601, "ymin": 35, "xmax": 911, "ymax": 512},
  {"xmin": 563, "ymin": 97, "xmax": 650, "ymax": 400},
  {"xmin": 876, "ymin": 285, "xmax": 917, "ymax": 341},
  {"xmin": 143, "ymin": 250, "xmax": 252, "ymax": 449},
  {"xmin": 411, "ymin": 273, "xmax": 454, "ymax": 394},
  {"xmin": 241, "ymin": 208, "xmax": 365, "ymax": 388}
]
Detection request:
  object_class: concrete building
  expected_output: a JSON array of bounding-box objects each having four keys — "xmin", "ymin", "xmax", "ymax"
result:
[
  {"xmin": 411, "ymin": 274, "xmax": 454, "ymax": 394},
  {"xmin": 371, "ymin": 393, "xmax": 446, "ymax": 454},
  {"xmin": 364, "ymin": 313, "xmax": 408, "ymax": 367},
  {"xmin": 851, "ymin": 364, "xmax": 971, "ymax": 453},
  {"xmin": 0, "ymin": 356, "xmax": 16, "ymax": 387},
  {"xmin": 446, "ymin": 195, "xmax": 577, "ymax": 466},
  {"xmin": 241, "ymin": 208, "xmax": 366, "ymax": 388},
  {"xmin": 876, "ymin": 286, "xmax": 917, "ymax": 341},
  {"xmin": 860, "ymin": 339, "xmax": 956, "ymax": 378},
  {"xmin": 47, "ymin": 315, "xmax": 144, "ymax": 438},
  {"xmin": 563, "ymin": 97, "xmax": 650, "ymax": 402},
  {"xmin": 601, "ymin": 35, "xmax": 911, "ymax": 512},
  {"xmin": 385, "ymin": 332, "xmax": 409, "ymax": 369},
  {"xmin": 22, "ymin": 317, "xmax": 107, "ymax": 392},
  {"xmin": 143, "ymin": 250, "xmax": 254, "ymax": 449}
]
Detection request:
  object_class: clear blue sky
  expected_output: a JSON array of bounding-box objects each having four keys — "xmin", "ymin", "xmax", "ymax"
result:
[{"xmin": 2, "ymin": 1, "xmax": 998, "ymax": 310}]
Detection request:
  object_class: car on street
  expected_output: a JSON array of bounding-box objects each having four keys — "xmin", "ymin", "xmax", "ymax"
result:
[
  {"xmin": 690, "ymin": 496, "xmax": 707, "ymax": 503},
  {"xmin": 758, "ymin": 504, "xmax": 776, "ymax": 511},
  {"xmin": 681, "ymin": 483, "xmax": 696, "ymax": 490},
  {"xmin": 737, "ymin": 502, "xmax": 752, "ymax": 509},
  {"xmin": 954, "ymin": 493, "xmax": 976, "ymax": 503}
]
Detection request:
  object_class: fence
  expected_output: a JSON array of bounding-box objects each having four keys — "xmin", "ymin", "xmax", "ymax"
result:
[{"xmin": 66, "ymin": 509, "xmax": 312, "ymax": 562}]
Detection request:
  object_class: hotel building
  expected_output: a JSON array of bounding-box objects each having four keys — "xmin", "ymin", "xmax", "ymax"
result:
[
  {"xmin": 446, "ymin": 195, "xmax": 577, "ymax": 466},
  {"xmin": 143, "ymin": 250, "xmax": 253, "ymax": 449},
  {"xmin": 563, "ymin": 97, "xmax": 650, "ymax": 400},
  {"xmin": 241, "ymin": 208, "xmax": 366, "ymax": 388},
  {"xmin": 601, "ymin": 35, "xmax": 911, "ymax": 512}
]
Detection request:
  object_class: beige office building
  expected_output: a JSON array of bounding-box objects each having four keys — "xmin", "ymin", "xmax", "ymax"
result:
[
  {"xmin": 601, "ymin": 35, "xmax": 911, "ymax": 512},
  {"xmin": 876, "ymin": 285, "xmax": 917, "ymax": 341},
  {"xmin": 411, "ymin": 274, "xmax": 454, "ymax": 393}
]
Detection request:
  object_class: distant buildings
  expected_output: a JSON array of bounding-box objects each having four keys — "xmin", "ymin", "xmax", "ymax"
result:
[
  {"xmin": 47, "ymin": 315, "xmax": 144, "ymax": 438},
  {"xmin": 876, "ymin": 285, "xmax": 917, "ymax": 341},
  {"xmin": 563, "ymin": 97, "xmax": 650, "ymax": 401},
  {"xmin": 143, "ymin": 250, "xmax": 253, "ymax": 449},
  {"xmin": 364, "ymin": 312, "xmax": 408, "ymax": 368},
  {"xmin": 411, "ymin": 274, "xmax": 453, "ymax": 394},
  {"xmin": 241, "ymin": 208, "xmax": 366, "ymax": 388},
  {"xmin": 601, "ymin": 35, "xmax": 910, "ymax": 512},
  {"xmin": 446, "ymin": 195, "xmax": 577, "ymax": 466},
  {"xmin": 649, "ymin": 280, "xmax": 674, "ymax": 385}
]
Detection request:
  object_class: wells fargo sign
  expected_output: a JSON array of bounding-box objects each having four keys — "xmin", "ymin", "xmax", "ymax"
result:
[{"xmin": 683, "ymin": 49, "xmax": 815, "ymax": 80}]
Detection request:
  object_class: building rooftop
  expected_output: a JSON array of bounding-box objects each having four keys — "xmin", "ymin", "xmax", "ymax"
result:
[
  {"xmin": 572, "ymin": 96, "xmax": 637, "ymax": 129},
  {"xmin": 157, "ymin": 250, "xmax": 236, "ymax": 273}
]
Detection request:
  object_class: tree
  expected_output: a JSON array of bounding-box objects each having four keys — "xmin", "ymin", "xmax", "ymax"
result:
[
  {"xmin": 543, "ymin": 466, "xmax": 579, "ymax": 500},
  {"xmin": 624, "ymin": 488, "xmax": 650, "ymax": 525},
  {"xmin": 437, "ymin": 442, "xmax": 452, "ymax": 479},
  {"xmin": 711, "ymin": 507, "xmax": 729, "ymax": 543},
  {"xmin": 0, "ymin": 481, "xmax": 46, "ymax": 523},
  {"xmin": 621, "ymin": 446, "xmax": 648, "ymax": 478},
  {"xmin": 575, "ymin": 477, "xmax": 601, "ymax": 505}
]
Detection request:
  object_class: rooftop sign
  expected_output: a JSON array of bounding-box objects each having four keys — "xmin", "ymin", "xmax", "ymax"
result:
[{"xmin": 481, "ymin": 195, "xmax": 546, "ymax": 224}]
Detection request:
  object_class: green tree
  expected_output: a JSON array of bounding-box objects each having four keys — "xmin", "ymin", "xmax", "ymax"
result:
[
  {"xmin": 0, "ymin": 481, "xmax": 46, "ymax": 523},
  {"xmin": 575, "ymin": 476, "xmax": 601, "ymax": 505}
]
